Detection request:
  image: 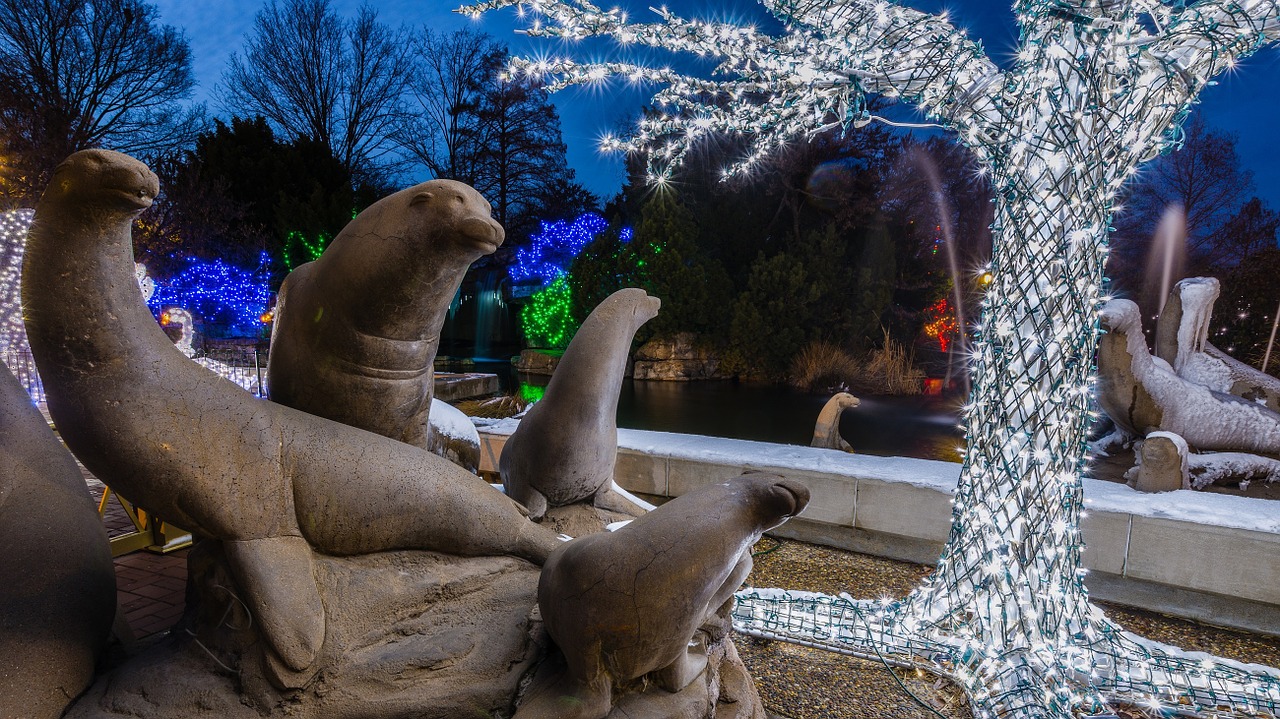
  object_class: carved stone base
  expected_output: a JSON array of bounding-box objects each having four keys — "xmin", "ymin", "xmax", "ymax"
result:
[
  {"xmin": 515, "ymin": 616, "xmax": 765, "ymax": 719},
  {"xmin": 68, "ymin": 541, "xmax": 543, "ymax": 719}
]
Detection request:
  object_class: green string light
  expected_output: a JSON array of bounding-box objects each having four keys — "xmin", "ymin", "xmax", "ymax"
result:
[
  {"xmin": 464, "ymin": 0, "xmax": 1280, "ymax": 716},
  {"xmin": 282, "ymin": 230, "xmax": 331, "ymax": 270},
  {"xmin": 520, "ymin": 275, "xmax": 578, "ymax": 349}
]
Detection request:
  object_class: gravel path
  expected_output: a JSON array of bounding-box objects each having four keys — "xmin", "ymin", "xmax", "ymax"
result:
[{"xmin": 740, "ymin": 538, "xmax": 1280, "ymax": 719}]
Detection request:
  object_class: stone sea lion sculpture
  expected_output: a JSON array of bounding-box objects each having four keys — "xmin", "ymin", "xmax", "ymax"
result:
[
  {"xmin": 1097, "ymin": 299, "xmax": 1280, "ymax": 455},
  {"xmin": 1155, "ymin": 277, "xmax": 1280, "ymax": 412},
  {"xmin": 501, "ymin": 287, "xmax": 661, "ymax": 520},
  {"xmin": 268, "ymin": 178, "xmax": 503, "ymax": 450},
  {"xmin": 516, "ymin": 472, "xmax": 809, "ymax": 719},
  {"xmin": 22, "ymin": 149, "xmax": 561, "ymax": 690},
  {"xmin": 811, "ymin": 391, "xmax": 859, "ymax": 451},
  {"xmin": 0, "ymin": 363, "xmax": 116, "ymax": 719}
]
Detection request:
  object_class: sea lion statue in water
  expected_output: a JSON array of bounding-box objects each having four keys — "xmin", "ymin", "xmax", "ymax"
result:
[
  {"xmin": 516, "ymin": 472, "xmax": 810, "ymax": 719},
  {"xmin": 501, "ymin": 288, "xmax": 661, "ymax": 520},
  {"xmin": 268, "ymin": 178, "xmax": 502, "ymax": 452},
  {"xmin": 21, "ymin": 150, "xmax": 560, "ymax": 691}
]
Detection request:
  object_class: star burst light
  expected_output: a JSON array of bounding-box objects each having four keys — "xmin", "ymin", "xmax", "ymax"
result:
[{"xmin": 466, "ymin": 0, "xmax": 1280, "ymax": 716}]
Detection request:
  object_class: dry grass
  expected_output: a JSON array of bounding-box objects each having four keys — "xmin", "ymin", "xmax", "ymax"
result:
[
  {"xmin": 855, "ymin": 330, "xmax": 925, "ymax": 395},
  {"xmin": 789, "ymin": 341, "xmax": 861, "ymax": 393},
  {"xmin": 453, "ymin": 393, "xmax": 529, "ymax": 418}
]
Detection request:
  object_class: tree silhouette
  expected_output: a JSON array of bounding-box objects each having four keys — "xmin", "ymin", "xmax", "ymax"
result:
[
  {"xmin": 0, "ymin": 0, "xmax": 200, "ymax": 203},
  {"xmin": 220, "ymin": 0, "xmax": 410, "ymax": 182},
  {"xmin": 471, "ymin": 0, "xmax": 1280, "ymax": 715}
]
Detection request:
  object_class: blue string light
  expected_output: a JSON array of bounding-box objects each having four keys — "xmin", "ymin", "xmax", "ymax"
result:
[
  {"xmin": 147, "ymin": 253, "xmax": 273, "ymax": 336},
  {"xmin": 509, "ymin": 212, "xmax": 610, "ymax": 287}
]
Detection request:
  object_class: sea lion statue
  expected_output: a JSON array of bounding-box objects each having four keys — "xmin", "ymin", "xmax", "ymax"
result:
[
  {"xmin": 501, "ymin": 288, "xmax": 661, "ymax": 520},
  {"xmin": 1097, "ymin": 299, "xmax": 1280, "ymax": 455},
  {"xmin": 811, "ymin": 391, "xmax": 859, "ymax": 451},
  {"xmin": 516, "ymin": 472, "xmax": 810, "ymax": 719},
  {"xmin": 0, "ymin": 363, "xmax": 116, "ymax": 719},
  {"xmin": 268, "ymin": 178, "xmax": 502, "ymax": 450},
  {"xmin": 21, "ymin": 149, "xmax": 561, "ymax": 691}
]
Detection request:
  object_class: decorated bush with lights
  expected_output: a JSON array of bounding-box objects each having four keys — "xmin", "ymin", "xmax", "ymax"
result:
[
  {"xmin": 148, "ymin": 253, "xmax": 273, "ymax": 337},
  {"xmin": 469, "ymin": 0, "xmax": 1280, "ymax": 716},
  {"xmin": 511, "ymin": 213, "xmax": 611, "ymax": 349}
]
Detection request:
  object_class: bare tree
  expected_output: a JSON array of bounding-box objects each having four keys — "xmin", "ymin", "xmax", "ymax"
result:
[
  {"xmin": 396, "ymin": 27, "xmax": 501, "ymax": 185},
  {"xmin": 1115, "ymin": 116, "xmax": 1256, "ymax": 263},
  {"xmin": 220, "ymin": 0, "xmax": 410, "ymax": 181},
  {"xmin": 0, "ymin": 0, "xmax": 200, "ymax": 203}
]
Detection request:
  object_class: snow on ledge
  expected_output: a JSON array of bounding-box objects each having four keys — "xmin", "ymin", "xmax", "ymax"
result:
[{"xmin": 477, "ymin": 419, "xmax": 1280, "ymax": 535}]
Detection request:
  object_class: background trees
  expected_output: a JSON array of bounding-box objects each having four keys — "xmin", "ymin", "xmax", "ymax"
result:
[
  {"xmin": 397, "ymin": 28, "xmax": 595, "ymax": 246},
  {"xmin": 219, "ymin": 0, "xmax": 411, "ymax": 183},
  {"xmin": 0, "ymin": 0, "xmax": 200, "ymax": 203}
]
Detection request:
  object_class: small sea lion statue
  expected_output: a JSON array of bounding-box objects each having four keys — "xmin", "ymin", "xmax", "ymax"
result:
[
  {"xmin": 501, "ymin": 288, "xmax": 661, "ymax": 519},
  {"xmin": 518, "ymin": 472, "xmax": 810, "ymax": 719}
]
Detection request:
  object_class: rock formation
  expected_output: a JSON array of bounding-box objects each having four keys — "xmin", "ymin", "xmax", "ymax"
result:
[
  {"xmin": 501, "ymin": 288, "xmax": 661, "ymax": 520},
  {"xmin": 632, "ymin": 332, "xmax": 725, "ymax": 381},
  {"xmin": 0, "ymin": 363, "xmax": 115, "ymax": 719},
  {"xmin": 268, "ymin": 178, "xmax": 503, "ymax": 450},
  {"xmin": 515, "ymin": 472, "xmax": 808, "ymax": 719}
]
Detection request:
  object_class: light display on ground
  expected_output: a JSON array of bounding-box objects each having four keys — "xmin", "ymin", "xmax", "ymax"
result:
[
  {"xmin": 147, "ymin": 253, "xmax": 273, "ymax": 336},
  {"xmin": 466, "ymin": 0, "xmax": 1280, "ymax": 716}
]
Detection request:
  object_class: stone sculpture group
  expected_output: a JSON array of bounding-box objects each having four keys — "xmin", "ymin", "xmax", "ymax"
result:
[
  {"xmin": 1096, "ymin": 278, "xmax": 1280, "ymax": 491},
  {"xmin": 0, "ymin": 149, "xmax": 808, "ymax": 719}
]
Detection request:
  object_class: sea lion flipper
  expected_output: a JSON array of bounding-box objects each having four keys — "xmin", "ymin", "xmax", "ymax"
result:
[
  {"xmin": 591, "ymin": 483, "xmax": 650, "ymax": 518},
  {"xmin": 513, "ymin": 484, "xmax": 549, "ymax": 522},
  {"xmin": 224, "ymin": 536, "xmax": 325, "ymax": 687}
]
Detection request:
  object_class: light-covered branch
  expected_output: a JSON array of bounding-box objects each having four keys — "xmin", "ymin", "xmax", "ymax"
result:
[{"xmin": 461, "ymin": 0, "xmax": 1002, "ymax": 179}]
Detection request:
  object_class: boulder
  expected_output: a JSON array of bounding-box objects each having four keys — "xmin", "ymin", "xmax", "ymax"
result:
[{"xmin": 632, "ymin": 333, "xmax": 725, "ymax": 381}]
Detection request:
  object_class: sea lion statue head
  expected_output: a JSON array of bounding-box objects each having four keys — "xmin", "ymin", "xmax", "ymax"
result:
[
  {"xmin": 42, "ymin": 149, "xmax": 158, "ymax": 218},
  {"xmin": 405, "ymin": 178, "xmax": 504, "ymax": 257}
]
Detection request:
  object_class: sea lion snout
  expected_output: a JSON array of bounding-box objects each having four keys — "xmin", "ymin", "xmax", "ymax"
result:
[
  {"xmin": 49, "ymin": 149, "xmax": 158, "ymax": 212},
  {"xmin": 765, "ymin": 476, "xmax": 810, "ymax": 523},
  {"xmin": 458, "ymin": 214, "xmax": 505, "ymax": 253}
]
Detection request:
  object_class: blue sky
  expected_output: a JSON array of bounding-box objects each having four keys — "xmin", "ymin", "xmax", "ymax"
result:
[{"xmin": 152, "ymin": 0, "xmax": 1280, "ymax": 209}]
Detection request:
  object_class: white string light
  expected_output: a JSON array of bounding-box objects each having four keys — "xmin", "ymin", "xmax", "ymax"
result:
[{"xmin": 463, "ymin": 0, "xmax": 1280, "ymax": 716}]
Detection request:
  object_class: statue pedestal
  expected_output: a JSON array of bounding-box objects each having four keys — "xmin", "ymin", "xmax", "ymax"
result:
[{"xmin": 69, "ymin": 542, "xmax": 542, "ymax": 719}]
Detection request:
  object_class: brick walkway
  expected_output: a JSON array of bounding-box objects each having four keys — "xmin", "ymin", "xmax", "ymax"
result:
[{"xmin": 82, "ymin": 469, "xmax": 189, "ymax": 640}]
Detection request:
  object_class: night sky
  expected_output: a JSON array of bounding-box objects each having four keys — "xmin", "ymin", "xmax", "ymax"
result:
[{"xmin": 151, "ymin": 0, "xmax": 1280, "ymax": 210}]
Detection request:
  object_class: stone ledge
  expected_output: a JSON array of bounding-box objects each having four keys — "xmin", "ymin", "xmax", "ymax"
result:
[{"xmin": 477, "ymin": 425, "xmax": 1280, "ymax": 636}]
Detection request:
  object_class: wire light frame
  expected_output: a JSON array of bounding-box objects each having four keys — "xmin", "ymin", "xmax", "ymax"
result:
[{"xmin": 464, "ymin": 0, "xmax": 1280, "ymax": 716}]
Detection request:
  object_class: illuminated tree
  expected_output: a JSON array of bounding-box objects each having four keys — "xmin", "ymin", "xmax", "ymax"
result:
[
  {"xmin": 470, "ymin": 0, "xmax": 1280, "ymax": 716},
  {"xmin": 510, "ymin": 213, "xmax": 610, "ymax": 347}
]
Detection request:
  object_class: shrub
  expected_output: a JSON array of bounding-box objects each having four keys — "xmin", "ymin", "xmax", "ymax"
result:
[{"xmin": 789, "ymin": 341, "xmax": 860, "ymax": 393}]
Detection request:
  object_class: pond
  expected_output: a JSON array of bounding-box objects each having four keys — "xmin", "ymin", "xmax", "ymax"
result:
[{"xmin": 471, "ymin": 361, "xmax": 966, "ymax": 463}]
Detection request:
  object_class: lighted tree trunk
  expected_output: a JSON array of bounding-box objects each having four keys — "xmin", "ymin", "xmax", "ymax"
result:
[{"xmin": 470, "ymin": 0, "xmax": 1280, "ymax": 715}]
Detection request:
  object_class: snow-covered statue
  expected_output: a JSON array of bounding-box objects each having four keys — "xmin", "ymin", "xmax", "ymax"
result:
[
  {"xmin": 1154, "ymin": 277, "xmax": 1280, "ymax": 412},
  {"xmin": 1096, "ymin": 297, "xmax": 1280, "ymax": 491}
]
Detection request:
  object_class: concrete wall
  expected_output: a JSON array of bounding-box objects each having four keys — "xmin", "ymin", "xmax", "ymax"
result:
[{"xmin": 478, "ymin": 425, "xmax": 1280, "ymax": 637}]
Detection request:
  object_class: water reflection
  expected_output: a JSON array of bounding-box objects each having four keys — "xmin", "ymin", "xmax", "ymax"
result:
[{"xmin": 500, "ymin": 368, "xmax": 964, "ymax": 463}]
